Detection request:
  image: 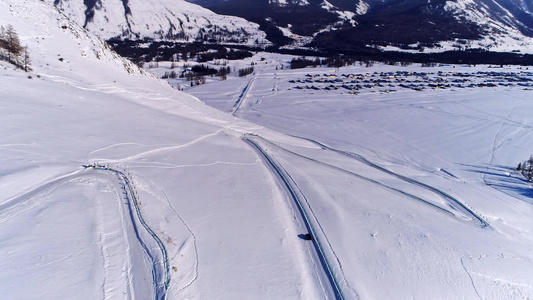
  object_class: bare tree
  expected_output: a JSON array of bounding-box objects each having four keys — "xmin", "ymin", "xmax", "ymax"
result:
[
  {"xmin": 0, "ymin": 24, "xmax": 25, "ymax": 69},
  {"xmin": 5, "ymin": 24, "xmax": 22, "ymax": 63},
  {"xmin": 23, "ymin": 46, "xmax": 31, "ymax": 72},
  {"xmin": 0, "ymin": 26, "xmax": 7, "ymax": 51}
]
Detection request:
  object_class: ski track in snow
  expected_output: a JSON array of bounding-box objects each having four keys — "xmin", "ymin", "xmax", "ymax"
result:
[
  {"xmin": 0, "ymin": 169, "xmax": 84, "ymax": 222},
  {"xmin": 483, "ymin": 91, "xmax": 530, "ymax": 188},
  {"xmin": 123, "ymin": 160, "xmax": 261, "ymax": 170},
  {"xmin": 109, "ymin": 181, "xmax": 136, "ymax": 300},
  {"xmin": 294, "ymin": 135, "xmax": 489, "ymax": 227},
  {"xmin": 88, "ymin": 143, "xmax": 149, "ymax": 157},
  {"xmin": 461, "ymin": 256, "xmax": 483, "ymax": 300},
  {"xmin": 132, "ymin": 172, "xmax": 201, "ymax": 293},
  {"xmin": 90, "ymin": 128, "xmax": 226, "ymax": 164},
  {"xmin": 0, "ymin": 166, "xmax": 171, "ymax": 299}
]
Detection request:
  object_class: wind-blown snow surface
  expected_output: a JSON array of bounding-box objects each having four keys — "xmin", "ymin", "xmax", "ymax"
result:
[
  {"xmin": 0, "ymin": 1, "xmax": 323, "ymax": 299},
  {"xmin": 3, "ymin": 1, "xmax": 533, "ymax": 300},
  {"xmin": 189, "ymin": 58, "xmax": 533, "ymax": 299}
]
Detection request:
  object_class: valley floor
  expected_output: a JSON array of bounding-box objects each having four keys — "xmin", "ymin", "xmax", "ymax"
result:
[{"xmin": 188, "ymin": 60, "xmax": 533, "ymax": 299}]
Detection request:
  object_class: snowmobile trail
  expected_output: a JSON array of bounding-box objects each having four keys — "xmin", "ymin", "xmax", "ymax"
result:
[
  {"xmin": 232, "ymin": 72, "xmax": 257, "ymax": 116},
  {"xmin": 0, "ymin": 169, "xmax": 85, "ymax": 222},
  {"xmin": 90, "ymin": 165, "xmax": 170, "ymax": 300},
  {"xmin": 288, "ymin": 135, "xmax": 489, "ymax": 228},
  {"xmin": 252, "ymin": 135, "xmax": 487, "ymax": 228}
]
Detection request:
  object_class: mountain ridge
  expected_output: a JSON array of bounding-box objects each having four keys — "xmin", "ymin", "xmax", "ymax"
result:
[
  {"xmin": 190, "ymin": 0, "xmax": 533, "ymax": 53},
  {"xmin": 48, "ymin": 0, "xmax": 270, "ymax": 45}
]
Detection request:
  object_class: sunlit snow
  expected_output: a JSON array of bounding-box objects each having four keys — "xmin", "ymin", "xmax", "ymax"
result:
[{"xmin": 2, "ymin": 0, "xmax": 533, "ymax": 299}]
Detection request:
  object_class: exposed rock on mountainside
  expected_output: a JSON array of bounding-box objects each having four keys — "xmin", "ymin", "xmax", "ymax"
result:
[{"xmin": 188, "ymin": 0, "xmax": 533, "ymax": 53}]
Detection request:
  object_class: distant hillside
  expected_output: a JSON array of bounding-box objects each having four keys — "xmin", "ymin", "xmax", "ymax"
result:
[
  {"xmin": 47, "ymin": 0, "xmax": 270, "ymax": 45},
  {"xmin": 187, "ymin": 0, "xmax": 533, "ymax": 53}
]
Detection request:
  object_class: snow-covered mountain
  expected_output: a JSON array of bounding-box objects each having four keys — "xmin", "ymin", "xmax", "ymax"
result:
[
  {"xmin": 41, "ymin": 0, "xmax": 533, "ymax": 53},
  {"xmin": 47, "ymin": 0, "xmax": 269, "ymax": 45},
  {"xmin": 190, "ymin": 0, "xmax": 533, "ymax": 52}
]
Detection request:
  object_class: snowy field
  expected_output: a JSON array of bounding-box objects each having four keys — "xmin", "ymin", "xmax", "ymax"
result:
[
  {"xmin": 2, "ymin": 0, "xmax": 533, "ymax": 299},
  {"xmin": 189, "ymin": 61, "xmax": 533, "ymax": 299}
]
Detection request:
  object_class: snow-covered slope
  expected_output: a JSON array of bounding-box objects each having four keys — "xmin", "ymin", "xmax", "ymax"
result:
[
  {"xmin": 442, "ymin": 0, "xmax": 533, "ymax": 52},
  {"xmin": 0, "ymin": 1, "xmax": 315, "ymax": 299},
  {"xmin": 48, "ymin": 0, "xmax": 269, "ymax": 45}
]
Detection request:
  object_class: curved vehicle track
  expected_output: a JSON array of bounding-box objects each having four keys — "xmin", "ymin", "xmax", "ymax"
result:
[
  {"xmin": 252, "ymin": 135, "xmax": 487, "ymax": 228},
  {"xmin": 244, "ymin": 136, "xmax": 346, "ymax": 300},
  {"xmin": 291, "ymin": 136, "xmax": 489, "ymax": 228}
]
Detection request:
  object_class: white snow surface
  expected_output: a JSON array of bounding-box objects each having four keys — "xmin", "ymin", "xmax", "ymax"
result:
[
  {"xmin": 189, "ymin": 57, "xmax": 533, "ymax": 299},
  {"xmin": 321, "ymin": 1, "xmax": 358, "ymax": 25},
  {"xmin": 0, "ymin": 1, "xmax": 309, "ymax": 299},
  {"xmin": 47, "ymin": 0, "xmax": 269, "ymax": 45},
  {"xmin": 269, "ymin": 0, "xmax": 310, "ymax": 6},
  {"xmin": 2, "ymin": 1, "xmax": 533, "ymax": 300},
  {"xmin": 356, "ymin": 1, "xmax": 370, "ymax": 15}
]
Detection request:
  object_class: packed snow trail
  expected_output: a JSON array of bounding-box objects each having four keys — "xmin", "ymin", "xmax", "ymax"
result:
[
  {"xmin": 91, "ymin": 165, "xmax": 170, "ymax": 300},
  {"xmin": 257, "ymin": 135, "xmax": 488, "ymax": 227},
  {"xmin": 231, "ymin": 72, "xmax": 257, "ymax": 116},
  {"xmin": 288, "ymin": 135, "xmax": 489, "ymax": 228},
  {"xmin": 244, "ymin": 136, "xmax": 346, "ymax": 300}
]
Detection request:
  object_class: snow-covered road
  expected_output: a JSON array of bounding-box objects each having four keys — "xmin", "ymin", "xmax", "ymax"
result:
[{"xmin": 245, "ymin": 135, "xmax": 347, "ymax": 300}]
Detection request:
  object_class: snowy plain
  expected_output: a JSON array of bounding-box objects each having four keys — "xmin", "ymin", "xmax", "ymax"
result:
[
  {"xmin": 189, "ymin": 59, "xmax": 533, "ymax": 299},
  {"xmin": 2, "ymin": 0, "xmax": 533, "ymax": 299}
]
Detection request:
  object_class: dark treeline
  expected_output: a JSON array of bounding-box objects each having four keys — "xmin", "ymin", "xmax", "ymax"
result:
[
  {"xmin": 270, "ymin": 46, "xmax": 533, "ymax": 66},
  {"xmin": 203, "ymin": 0, "xmax": 336, "ymax": 46},
  {"xmin": 197, "ymin": 47, "xmax": 253, "ymax": 62},
  {"xmin": 289, "ymin": 50, "xmax": 533, "ymax": 69},
  {"xmin": 107, "ymin": 38, "xmax": 254, "ymax": 66},
  {"xmin": 108, "ymin": 38, "xmax": 533, "ymax": 67},
  {"xmin": 238, "ymin": 66, "xmax": 254, "ymax": 77}
]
